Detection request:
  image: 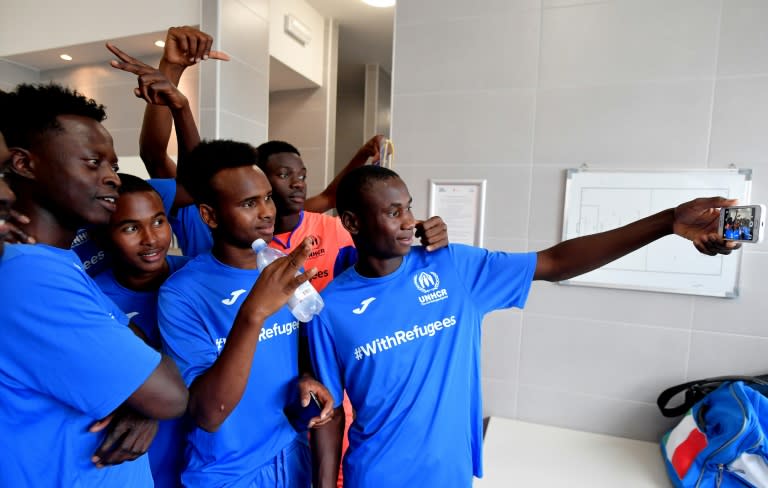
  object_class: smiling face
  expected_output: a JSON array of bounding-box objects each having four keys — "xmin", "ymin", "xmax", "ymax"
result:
[
  {"xmin": 27, "ymin": 115, "xmax": 120, "ymax": 228},
  {"xmin": 262, "ymin": 152, "xmax": 307, "ymax": 216},
  {"xmin": 351, "ymin": 176, "xmax": 416, "ymax": 260},
  {"xmin": 205, "ymin": 165, "xmax": 276, "ymax": 248},
  {"xmin": 108, "ymin": 190, "xmax": 172, "ymax": 275},
  {"xmin": 0, "ymin": 132, "xmax": 16, "ymax": 258}
]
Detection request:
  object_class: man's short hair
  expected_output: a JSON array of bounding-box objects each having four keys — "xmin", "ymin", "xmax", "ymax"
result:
[
  {"xmin": 255, "ymin": 140, "xmax": 300, "ymax": 171},
  {"xmin": 178, "ymin": 139, "xmax": 260, "ymax": 206},
  {"xmin": 117, "ymin": 173, "xmax": 159, "ymax": 197},
  {"xmin": 0, "ymin": 83, "xmax": 106, "ymax": 149},
  {"xmin": 336, "ymin": 165, "xmax": 400, "ymax": 215}
]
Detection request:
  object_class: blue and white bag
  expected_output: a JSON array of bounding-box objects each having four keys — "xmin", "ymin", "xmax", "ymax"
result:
[{"xmin": 658, "ymin": 380, "xmax": 768, "ymax": 487}]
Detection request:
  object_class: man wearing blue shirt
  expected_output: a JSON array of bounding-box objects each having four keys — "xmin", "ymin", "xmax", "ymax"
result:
[
  {"xmin": 307, "ymin": 165, "xmax": 740, "ymax": 487},
  {"xmin": 159, "ymin": 140, "xmax": 340, "ymax": 487},
  {"xmin": 94, "ymin": 173, "xmax": 191, "ymax": 487},
  {"xmin": 0, "ymin": 83, "xmax": 188, "ymax": 487}
]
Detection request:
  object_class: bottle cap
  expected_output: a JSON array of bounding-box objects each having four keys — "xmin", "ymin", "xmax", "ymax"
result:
[{"xmin": 251, "ymin": 238, "xmax": 267, "ymax": 253}]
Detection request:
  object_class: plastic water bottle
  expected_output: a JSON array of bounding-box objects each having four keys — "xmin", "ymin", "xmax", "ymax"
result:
[{"xmin": 251, "ymin": 239, "xmax": 324, "ymax": 322}]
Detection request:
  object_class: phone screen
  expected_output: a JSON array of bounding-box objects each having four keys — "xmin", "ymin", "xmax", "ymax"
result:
[{"xmin": 722, "ymin": 206, "xmax": 757, "ymax": 241}]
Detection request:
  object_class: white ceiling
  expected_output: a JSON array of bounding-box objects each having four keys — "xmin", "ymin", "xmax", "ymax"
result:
[
  {"xmin": 300, "ymin": 0, "xmax": 394, "ymax": 93},
  {"xmin": 3, "ymin": 31, "xmax": 168, "ymax": 72},
  {"xmin": 1, "ymin": 0, "xmax": 394, "ymax": 93}
]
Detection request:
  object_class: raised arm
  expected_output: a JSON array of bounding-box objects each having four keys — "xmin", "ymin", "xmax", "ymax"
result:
[
  {"xmin": 107, "ymin": 42, "xmax": 217, "ymax": 208},
  {"xmin": 305, "ymin": 135, "xmax": 386, "ymax": 213},
  {"xmin": 138, "ymin": 26, "xmax": 229, "ymax": 178},
  {"xmin": 187, "ymin": 239, "xmax": 316, "ymax": 432},
  {"xmin": 534, "ymin": 196, "xmax": 739, "ymax": 282}
]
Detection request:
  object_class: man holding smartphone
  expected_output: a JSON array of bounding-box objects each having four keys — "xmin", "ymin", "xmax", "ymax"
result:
[{"xmin": 306, "ymin": 165, "xmax": 739, "ymax": 487}]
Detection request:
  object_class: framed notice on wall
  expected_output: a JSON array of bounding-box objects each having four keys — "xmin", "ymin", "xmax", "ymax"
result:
[
  {"xmin": 428, "ymin": 179, "xmax": 486, "ymax": 247},
  {"xmin": 561, "ymin": 168, "xmax": 751, "ymax": 298}
]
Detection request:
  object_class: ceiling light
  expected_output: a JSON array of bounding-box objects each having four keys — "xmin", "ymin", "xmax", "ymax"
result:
[
  {"xmin": 154, "ymin": 40, "xmax": 165, "ymax": 48},
  {"xmin": 59, "ymin": 54, "xmax": 73, "ymax": 61},
  {"xmin": 362, "ymin": 0, "xmax": 395, "ymax": 6}
]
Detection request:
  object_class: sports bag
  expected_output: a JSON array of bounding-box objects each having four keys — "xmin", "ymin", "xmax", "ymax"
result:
[{"xmin": 658, "ymin": 378, "xmax": 768, "ymax": 487}]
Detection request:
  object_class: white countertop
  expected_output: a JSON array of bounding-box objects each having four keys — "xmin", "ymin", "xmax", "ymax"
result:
[{"xmin": 474, "ymin": 417, "xmax": 672, "ymax": 487}]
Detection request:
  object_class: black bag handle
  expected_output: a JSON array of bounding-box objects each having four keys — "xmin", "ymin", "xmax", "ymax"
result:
[{"xmin": 657, "ymin": 375, "xmax": 768, "ymax": 418}]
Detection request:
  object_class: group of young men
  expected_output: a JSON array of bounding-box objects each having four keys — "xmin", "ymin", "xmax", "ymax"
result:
[{"xmin": 0, "ymin": 26, "xmax": 740, "ymax": 488}]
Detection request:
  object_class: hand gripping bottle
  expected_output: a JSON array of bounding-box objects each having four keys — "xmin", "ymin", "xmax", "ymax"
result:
[{"xmin": 251, "ymin": 239, "xmax": 324, "ymax": 322}]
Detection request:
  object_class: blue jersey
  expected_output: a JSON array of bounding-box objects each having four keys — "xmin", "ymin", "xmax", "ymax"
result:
[
  {"xmin": 71, "ymin": 178, "xmax": 177, "ymax": 276},
  {"xmin": 169, "ymin": 205, "xmax": 213, "ymax": 258},
  {"xmin": 308, "ymin": 244, "xmax": 537, "ymax": 487},
  {"xmin": 158, "ymin": 252, "xmax": 304, "ymax": 487},
  {"xmin": 94, "ymin": 254, "xmax": 190, "ymax": 488},
  {"xmin": 0, "ymin": 244, "xmax": 160, "ymax": 487},
  {"xmin": 94, "ymin": 254, "xmax": 190, "ymax": 349}
]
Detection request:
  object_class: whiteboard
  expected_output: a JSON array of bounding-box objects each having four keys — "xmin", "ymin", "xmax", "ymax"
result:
[{"xmin": 561, "ymin": 169, "xmax": 751, "ymax": 298}]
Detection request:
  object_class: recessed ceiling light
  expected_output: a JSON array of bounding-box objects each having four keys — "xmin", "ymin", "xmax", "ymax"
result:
[
  {"xmin": 60, "ymin": 54, "xmax": 73, "ymax": 61},
  {"xmin": 154, "ymin": 40, "xmax": 165, "ymax": 48},
  {"xmin": 362, "ymin": 0, "xmax": 395, "ymax": 7}
]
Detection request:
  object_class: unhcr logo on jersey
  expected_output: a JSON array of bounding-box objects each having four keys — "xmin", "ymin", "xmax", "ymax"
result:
[{"xmin": 413, "ymin": 271, "xmax": 448, "ymax": 305}]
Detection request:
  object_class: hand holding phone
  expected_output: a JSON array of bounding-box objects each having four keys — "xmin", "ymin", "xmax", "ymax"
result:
[
  {"xmin": 284, "ymin": 391, "xmax": 323, "ymax": 432},
  {"xmin": 719, "ymin": 204, "xmax": 765, "ymax": 243}
]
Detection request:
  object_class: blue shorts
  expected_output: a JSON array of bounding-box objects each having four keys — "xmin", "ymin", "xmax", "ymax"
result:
[{"xmin": 248, "ymin": 438, "xmax": 311, "ymax": 488}]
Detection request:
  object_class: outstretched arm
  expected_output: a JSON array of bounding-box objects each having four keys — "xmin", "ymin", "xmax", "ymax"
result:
[
  {"xmin": 535, "ymin": 196, "xmax": 739, "ymax": 282},
  {"xmin": 305, "ymin": 135, "xmax": 386, "ymax": 214}
]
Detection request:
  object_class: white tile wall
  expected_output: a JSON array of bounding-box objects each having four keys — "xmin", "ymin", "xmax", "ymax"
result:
[
  {"xmin": 201, "ymin": 0, "xmax": 270, "ymax": 142},
  {"xmin": 397, "ymin": 0, "xmax": 539, "ymax": 26},
  {"xmin": 519, "ymin": 314, "xmax": 690, "ymax": 402},
  {"xmin": 481, "ymin": 308, "xmax": 524, "ymax": 382},
  {"xmin": 392, "ymin": 0, "xmax": 768, "ymax": 441},
  {"xmin": 222, "ymin": 0, "xmax": 270, "ymax": 71},
  {"xmin": 268, "ymin": 87, "xmax": 330, "ymax": 199},
  {"xmin": 392, "ymin": 91, "xmax": 536, "ymax": 166},
  {"xmin": 516, "ymin": 385, "xmax": 678, "ymax": 442},
  {"xmin": 220, "ymin": 60, "xmax": 269, "ymax": 126},
  {"xmin": 539, "ymin": 0, "xmax": 720, "ymax": 87},
  {"xmin": 533, "ymin": 81, "xmax": 714, "ymax": 167},
  {"xmin": 709, "ymin": 76, "xmax": 768, "ymax": 166},
  {"xmin": 394, "ymin": 9, "xmax": 540, "ymax": 94},
  {"xmin": 717, "ymin": 0, "xmax": 768, "ymax": 77},
  {"xmin": 687, "ymin": 330, "xmax": 768, "ymax": 378}
]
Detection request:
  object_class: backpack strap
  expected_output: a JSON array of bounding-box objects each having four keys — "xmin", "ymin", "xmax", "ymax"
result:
[{"xmin": 657, "ymin": 375, "xmax": 768, "ymax": 418}]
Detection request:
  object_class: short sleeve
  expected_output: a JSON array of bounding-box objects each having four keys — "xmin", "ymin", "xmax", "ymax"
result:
[
  {"xmin": 0, "ymin": 253, "xmax": 161, "ymax": 419},
  {"xmin": 307, "ymin": 314, "xmax": 344, "ymax": 408},
  {"xmin": 449, "ymin": 244, "xmax": 537, "ymax": 314},
  {"xmin": 158, "ymin": 283, "xmax": 218, "ymax": 386},
  {"xmin": 147, "ymin": 178, "xmax": 177, "ymax": 214}
]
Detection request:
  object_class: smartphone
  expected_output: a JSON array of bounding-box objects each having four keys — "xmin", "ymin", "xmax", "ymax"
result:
[
  {"xmin": 719, "ymin": 204, "xmax": 765, "ymax": 243},
  {"xmin": 284, "ymin": 391, "xmax": 322, "ymax": 432}
]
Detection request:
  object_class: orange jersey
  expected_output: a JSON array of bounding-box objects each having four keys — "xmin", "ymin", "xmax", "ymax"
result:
[{"xmin": 270, "ymin": 211, "xmax": 356, "ymax": 292}]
